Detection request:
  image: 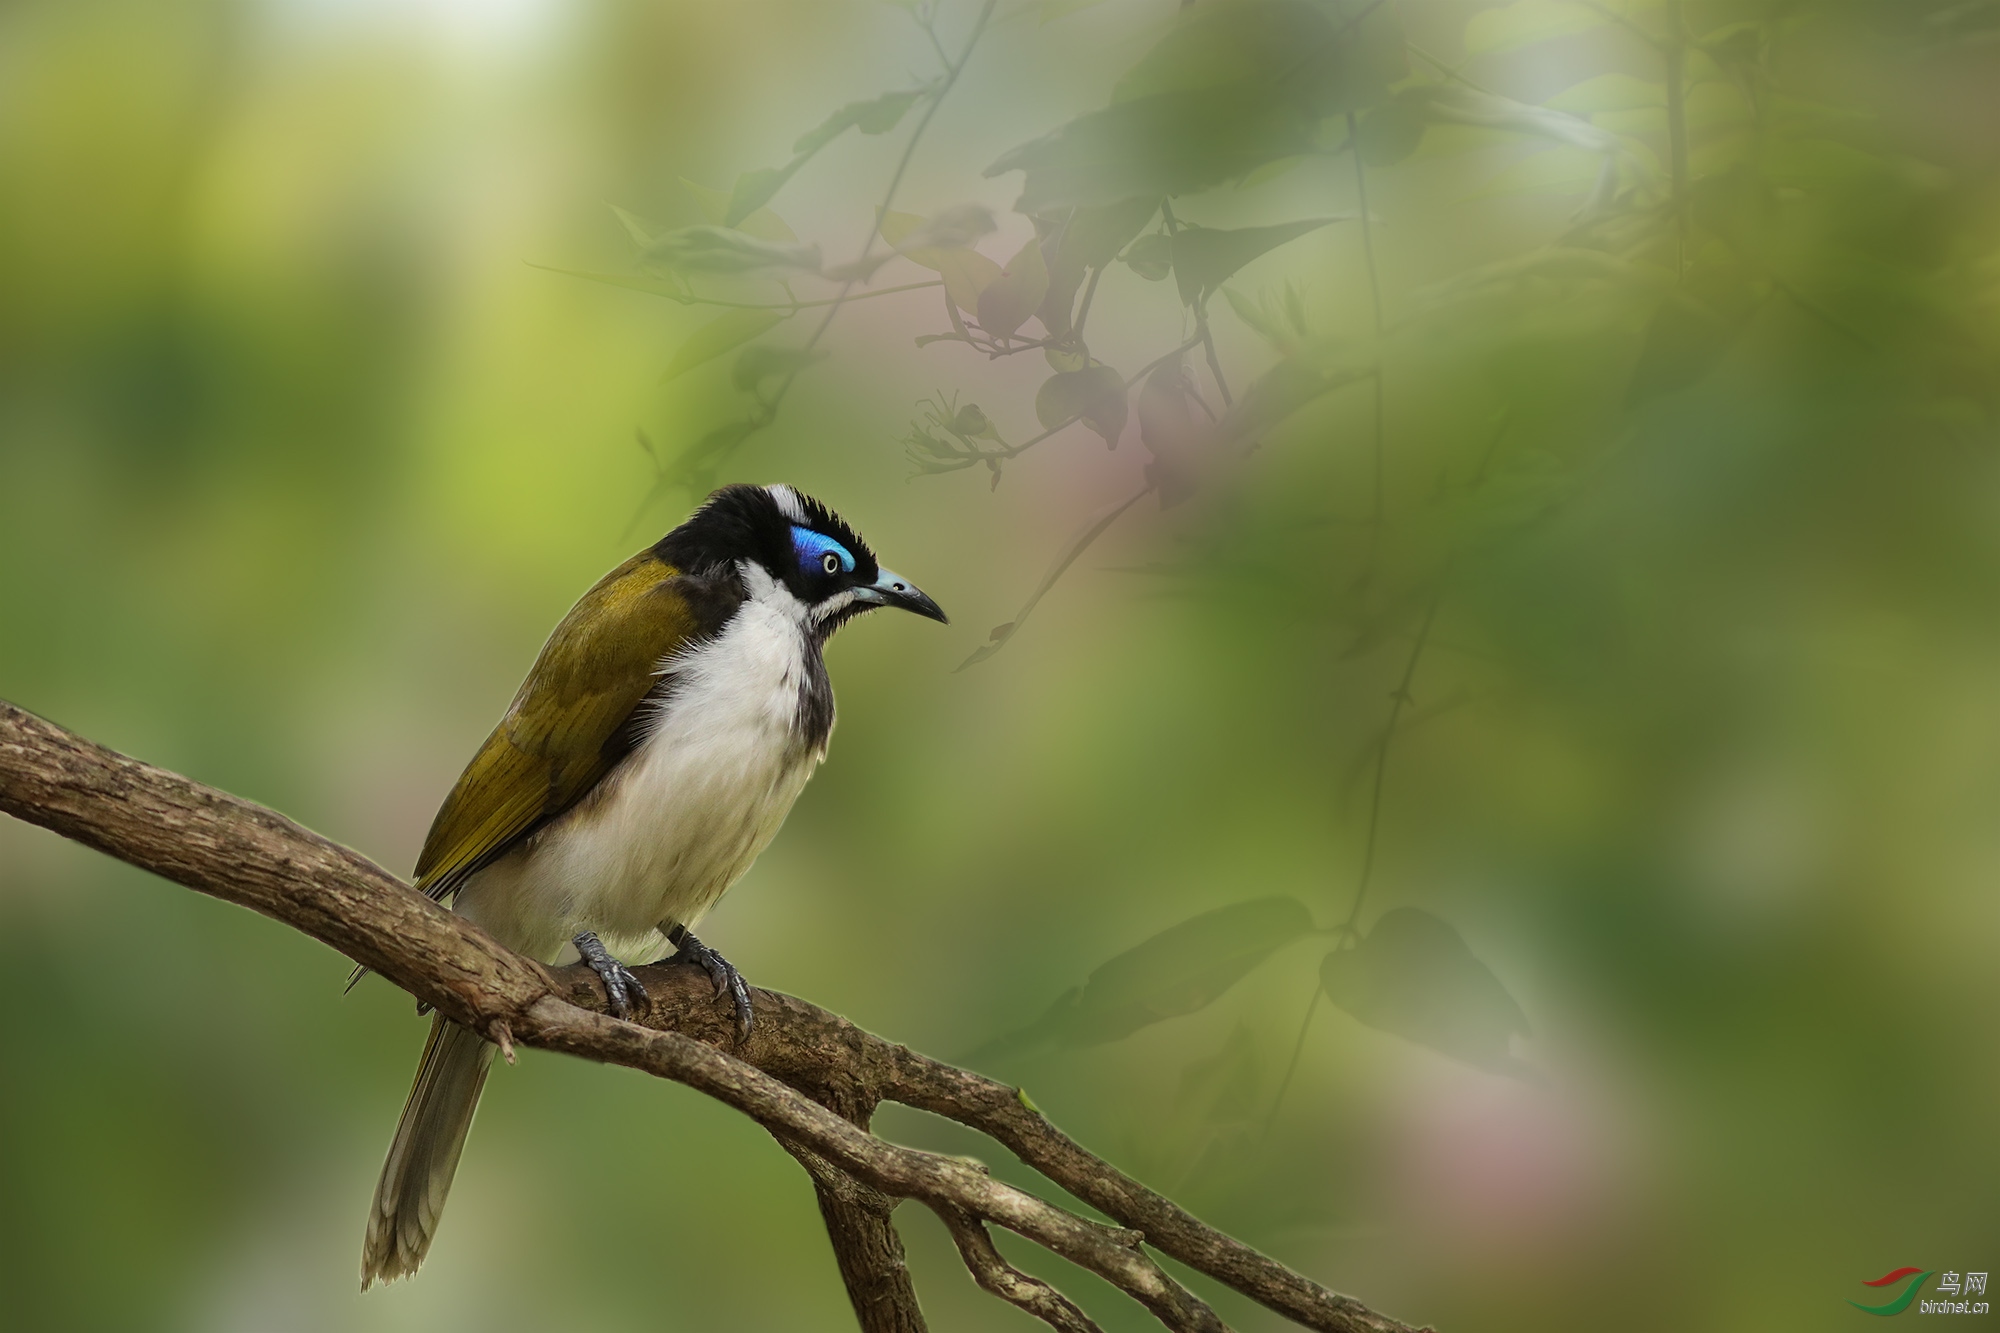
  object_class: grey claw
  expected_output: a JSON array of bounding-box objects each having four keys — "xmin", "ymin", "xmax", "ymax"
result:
[
  {"xmin": 665, "ymin": 927, "xmax": 754, "ymax": 1043},
  {"xmin": 574, "ymin": 930, "xmax": 648, "ymax": 1019},
  {"xmin": 727, "ymin": 972, "xmax": 753, "ymax": 1043}
]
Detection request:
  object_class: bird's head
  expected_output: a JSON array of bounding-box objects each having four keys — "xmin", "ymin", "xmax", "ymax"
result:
[{"xmin": 656, "ymin": 483, "xmax": 947, "ymax": 637}]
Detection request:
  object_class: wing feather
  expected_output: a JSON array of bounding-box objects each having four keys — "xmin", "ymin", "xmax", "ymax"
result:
[{"xmin": 412, "ymin": 550, "xmax": 710, "ymax": 900}]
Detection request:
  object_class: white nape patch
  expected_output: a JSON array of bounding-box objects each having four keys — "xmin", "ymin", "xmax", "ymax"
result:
[
  {"xmin": 767, "ymin": 483, "xmax": 807, "ymax": 524},
  {"xmin": 454, "ymin": 569, "xmax": 824, "ymax": 963},
  {"xmin": 738, "ymin": 557, "xmax": 813, "ymax": 626}
]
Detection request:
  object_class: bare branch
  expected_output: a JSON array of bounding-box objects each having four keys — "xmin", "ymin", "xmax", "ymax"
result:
[
  {"xmin": 0, "ymin": 699, "xmax": 1427, "ymax": 1333},
  {"xmin": 784, "ymin": 1137, "xmax": 928, "ymax": 1333},
  {"xmin": 936, "ymin": 1203, "xmax": 1105, "ymax": 1333}
]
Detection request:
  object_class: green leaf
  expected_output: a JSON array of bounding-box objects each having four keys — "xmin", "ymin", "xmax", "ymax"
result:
[
  {"xmin": 793, "ymin": 87, "xmax": 927, "ymax": 155},
  {"xmin": 1124, "ymin": 233, "xmax": 1174, "ymax": 281},
  {"xmin": 1216, "ymin": 355, "xmax": 1370, "ymax": 446},
  {"xmin": 1059, "ymin": 197, "xmax": 1162, "ymax": 270},
  {"xmin": 971, "ymin": 897, "xmax": 1317, "ymax": 1059},
  {"xmin": 1238, "ymin": 154, "xmax": 1311, "ymax": 189},
  {"xmin": 1223, "ymin": 286, "xmax": 1277, "ymax": 340},
  {"xmin": 1544, "ymin": 73, "xmax": 1667, "ymax": 114},
  {"xmin": 530, "ymin": 263, "xmax": 688, "ymax": 302},
  {"xmin": 1034, "ymin": 363, "xmax": 1127, "ymax": 444},
  {"xmin": 1624, "ymin": 296, "xmax": 1734, "ymax": 406},
  {"xmin": 610, "ymin": 205, "xmax": 664, "ymax": 248},
  {"xmin": 1040, "ymin": 0, "xmax": 1111, "ymax": 21},
  {"xmin": 723, "ymin": 165, "xmax": 799, "ymax": 231},
  {"xmin": 1398, "ymin": 84, "xmax": 1622, "ymax": 154},
  {"xmin": 1113, "ymin": 0, "xmax": 1405, "ymax": 117},
  {"xmin": 1463, "ymin": 0, "xmax": 1612, "ymax": 56},
  {"xmin": 987, "ymin": 88, "xmax": 1322, "ymax": 212},
  {"xmin": 683, "ymin": 178, "xmax": 731, "ymax": 222},
  {"xmin": 1319, "ymin": 908, "xmax": 1533, "ymax": 1077},
  {"xmin": 731, "ymin": 343, "xmax": 827, "ymax": 392},
  {"xmin": 645, "ymin": 225, "xmax": 821, "ymax": 274},
  {"xmin": 680, "ymin": 178, "xmax": 798, "ymax": 242},
  {"xmin": 975, "ymin": 237, "xmax": 1050, "ymax": 339},
  {"xmin": 1044, "ymin": 342, "xmax": 1088, "ymax": 373},
  {"xmin": 724, "ymin": 88, "xmax": 929, "ymax": 226},
  {"xmin": 1354, "ymin": 99, "xmax": 1429, "ymax": 167},
  {"xmin": 1171, "ymin": 217, "xmax": 1337, "ymax": 306},
  {"xmin": 1114, "ymin": 0, "xmax": 1329, "ymax": 104},
  {"xmin": 659, "ymin": 309, "xmax": 785, "ymax": 382},
  {"xmin": 990, "ymin": 0, "xmax": 1409, "ymax": 209},
  {"xmin": 1223, "ymin": 281, "xmax": 1315, "ymax": 356},
  {"xmin": 1034, "ymin": 196, "xmax": 1159, "ymax": 335}
]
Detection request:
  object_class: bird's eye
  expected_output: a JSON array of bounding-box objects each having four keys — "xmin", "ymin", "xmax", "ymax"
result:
[{"xmin": 820, "ymin": 551, "xmax": 841, "ymax": 575}]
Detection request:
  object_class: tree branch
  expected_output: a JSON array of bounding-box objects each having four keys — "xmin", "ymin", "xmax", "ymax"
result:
[
  {"xmin": 936, "ymin": 1203, "xmax": 1104, "ymax": 1333},
  {"xmin": 0, "ymin": 699, "xmax": 1427, "ymax": 1333},
  {"xmin": 781, "ymin": 1080, "xmax": 927, "ymax": 1332}
]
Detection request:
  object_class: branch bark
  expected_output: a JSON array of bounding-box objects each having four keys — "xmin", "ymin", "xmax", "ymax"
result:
[
  {"xmin": 0, "ymin": 699, "xmax": 1428, "ymax": 1333},
  {"xmin": 779, "ymin": 1084, "xmax": 927, "ymax": 1333}
]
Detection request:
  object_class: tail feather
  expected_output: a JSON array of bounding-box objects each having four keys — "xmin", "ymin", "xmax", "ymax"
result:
[{"xmin": 361, "ymin": 1016, "xmax": 495, "ymax": 1288}]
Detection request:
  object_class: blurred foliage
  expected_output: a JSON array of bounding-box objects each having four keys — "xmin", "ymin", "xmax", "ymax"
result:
[{"xmin": 4, "ymin": 0, "xmax": 2000, "ymax": 1331}]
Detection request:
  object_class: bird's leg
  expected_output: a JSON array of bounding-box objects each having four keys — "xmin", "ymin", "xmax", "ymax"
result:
[
  {"xmin": 573, "ymin": 930, "xmax": 648, "ymax": 1019},
  {"xmin": 663, "ymin": 925, "xmax": 753, "ymax": 1042}
]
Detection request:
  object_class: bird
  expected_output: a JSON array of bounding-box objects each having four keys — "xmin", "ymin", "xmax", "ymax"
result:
[{"xmin": 360, "ymin": 483, "xmax": 946, "ymax": 1288}]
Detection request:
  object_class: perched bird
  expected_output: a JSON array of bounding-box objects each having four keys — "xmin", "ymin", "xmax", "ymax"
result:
[{"xmin": 361, "ymin": 483, "xmax": 946, "ymax": 1287}]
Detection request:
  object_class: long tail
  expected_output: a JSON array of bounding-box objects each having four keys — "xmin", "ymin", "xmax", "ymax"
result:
[{"xmin": 361, "ymin": 1016, "xmax": 495, "ymax": 1288}]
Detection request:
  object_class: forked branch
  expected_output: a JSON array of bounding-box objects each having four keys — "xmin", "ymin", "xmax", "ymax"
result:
[{"xmin": 0, "ymin": 699, "xmax": 1427, "ymax": 1333}]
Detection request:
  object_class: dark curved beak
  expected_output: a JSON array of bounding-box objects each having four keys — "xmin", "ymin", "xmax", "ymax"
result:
[{"xmin": 862, "ymin": 567, "xmax": 948, "ymax": 623}]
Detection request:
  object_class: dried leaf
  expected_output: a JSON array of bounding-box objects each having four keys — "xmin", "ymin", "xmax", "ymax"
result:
[{"xmin": 976, "ymin": 237, "xmax": 1052, "ymax": 339}]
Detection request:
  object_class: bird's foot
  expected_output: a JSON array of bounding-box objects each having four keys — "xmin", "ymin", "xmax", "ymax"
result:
[
  {"xmin": 573, "ymin": 930, "xmax": 649, "ymax": 1019},
  {"xmin": 665, "ymin": 926, "xmax": 752, "ymax": 1043}
]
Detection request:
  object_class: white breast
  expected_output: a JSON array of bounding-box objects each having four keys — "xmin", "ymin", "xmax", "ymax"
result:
[{"xmin": 455, "ymin": 574, "xmax": 826, "ymax": 964}]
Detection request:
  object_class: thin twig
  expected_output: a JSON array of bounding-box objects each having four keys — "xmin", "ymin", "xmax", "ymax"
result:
[
  {"xmin": 1261, "ymin": 985, "xmax": 1324, "ymax": 1140},
  {"xmin": 1345, "ymin": 109, "xmax": 1387, "ymax": 553},
  {"xmin": 937, "ymin": 1204, "xmax": 1107, "ymax": 1333},
  {"xmin": 1345, "ymin": 595, "xmax": 1440, "ymax": 930}
]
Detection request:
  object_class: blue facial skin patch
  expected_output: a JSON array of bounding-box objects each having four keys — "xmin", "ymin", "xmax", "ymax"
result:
[{"xmin": 791, "ymin": 525, "xmax": 855, "ymax": 575}]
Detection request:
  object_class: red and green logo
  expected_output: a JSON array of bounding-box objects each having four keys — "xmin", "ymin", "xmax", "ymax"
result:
[{"xmin": 1850, "ymin": 1268, "xmax": 1934, "ymax": 1316}]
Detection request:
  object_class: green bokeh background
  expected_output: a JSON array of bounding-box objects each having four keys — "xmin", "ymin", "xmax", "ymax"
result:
[{"xmin": 2, "ymin": 2, "xmax": 1996, "ymax": 1330}]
